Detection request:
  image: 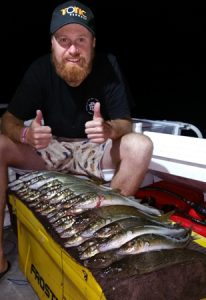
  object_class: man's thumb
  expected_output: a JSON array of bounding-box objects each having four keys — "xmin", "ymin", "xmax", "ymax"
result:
[
  {"xmin": 93, "ymin": 102, "xmax": 102, "ymax": 119},
  {"xmin": 33, "ymin": 110, "xmax": 43, "ymax": 126}
]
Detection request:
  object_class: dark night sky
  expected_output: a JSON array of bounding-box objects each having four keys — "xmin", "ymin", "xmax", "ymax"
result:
[{"xmin": 2, "ymin": 2, "xmax": 206, "ymax": 137}]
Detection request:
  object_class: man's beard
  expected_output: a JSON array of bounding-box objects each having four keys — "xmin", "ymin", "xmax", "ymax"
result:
[{"xmin": 52, "ymin": 51, "xmax": 93, "ymax": 87}]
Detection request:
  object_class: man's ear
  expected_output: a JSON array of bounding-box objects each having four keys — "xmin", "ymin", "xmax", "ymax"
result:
[{"xmin": 93, "ymin": 37, "xmax": 96, "ymax": 48}]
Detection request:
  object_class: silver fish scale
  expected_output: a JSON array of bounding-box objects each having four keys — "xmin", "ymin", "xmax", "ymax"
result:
[
  {"xmin": 25, "ymin": 175, "xmax": 46, "ymax": 185},
  {"xmin": 39, "ymin": 205, "xmax": 62, "ymax": 216},
  {"xmin": 49, "ymin": 193, "xmax": 97, "ymax": 218},
  {"xmin": 17, "ymin": 171, "xmax": 48, "ymax": 181},
  {"xmin": 9, "ymin": 176, "xmax": 56, "ymax": 192},
  {"xmin": 54, "ymin": 219, "xmax": 76, "ymax": 234},
  {"xmin": 28, "ymin": 200, "xmax": 43, "ymax": 208},
  {"xmin": 18, "ymin": 188, "xmax": 41, "ymax": 201},
  {"xmin": 45, "ymin": 194, "xmax": 85, "ymax": 219},
  {"xmin": 8, "ymin": 171, "xmax": 45, "ymax": 188},
  {"xmin": 60, "ymin": 196, "xmax": 83, "ymax": 209},
  {"xmin": 92, "ymin": 222, "xmax": 123, "ymax": 239},
  {"xmin": 52, "ymin": 211, "xmax": 99, "ymax": 238},
  {"xmin": 13, "ymin": 175, "xmax": 48, "ymax": 192},
  {"xmin": 41, "ymin": 185, "xmax": 69, "ymax": 201},
  {"xmin": 66, "ymin": 193, "xmax": 102, "ymax": 215},
  {"xmin": 44, "ymin": 196, "xmax": 80, "ymax": 218},
  {"xmin": 51, "ymin": 215, "xmax": 75, "ymax": 229},
  {"xmin": 46, "ymin": 208, "xmax": 68, "ymax": 222},
  {"xmin": 78, "ymin": 239, "xmax": 100, "ymax": 253},
  {"xmin": 39, "ymin": 180, "xmax": 62, "ymax": 192},
  {"xmin": 29, "ymin": 177, "xmax": 60, "ymax": 190},
  {"xmin": 48, "ymin": 188, "xmax": 76, "ymax": 204},
  {"xmin": 8, "ymin": 182, "xmax": 25, "ymax": 191},
  {"xmin": 59, "ymin": 214, "xmax": 99, "ymax": 238},
  {"xmin": 33, "ymin": 203, "xmax": 52, "ymax": 212}
]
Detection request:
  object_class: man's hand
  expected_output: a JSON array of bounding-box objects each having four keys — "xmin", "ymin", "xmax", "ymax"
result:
[
  {"xmin": 85, "ymin": 102, "xmax": 111, "ymax": 143},
  {"xmin": 27, "ymin": 110, "xmax": 52, "ymax": 149}
]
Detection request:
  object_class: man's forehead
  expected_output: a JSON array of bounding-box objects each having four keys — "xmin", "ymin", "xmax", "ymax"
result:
[{"xmin": 55, "ymin": 23, "xmax": 91, "ymax": 36}]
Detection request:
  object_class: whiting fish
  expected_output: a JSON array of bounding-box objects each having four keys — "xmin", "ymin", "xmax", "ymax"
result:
[
  {"xmin": 76, "ymin": 205, "xmax": 172, "ymax": 224},
  {"xmin": 9, "ymin": 175, "xmax": 52, "ymax": 192},
  {"xmin": 77, "ymin": 239, "xmax": 100, "ymax": 253},
  {"xmin": 79, "ymin": 225, "xmax": 189, "ymax": 259},
  {"xmin": 83, "ymin": 232, "xmax": 191, "ymax": 269},
  {"xmin": 8, "ymin": 171, "xmax": 46, "ymax": 187},
  {"xmin": 66, "ymin": 191, "xmax": 162, "ymax": 217},
  {"xmin": 18, "ymin": 188, "xmax": 41, "ymax": 202},
  {"xmin": 92, "ymin": 217, "xmax": 178, "ymax": 239},
  {"xmin": 116, "ymin": 231, "xmax": 191, "ymax": 256},
  {"xmin": 50, "ymin": 215, "xmax": 76, "ymax": 231}
]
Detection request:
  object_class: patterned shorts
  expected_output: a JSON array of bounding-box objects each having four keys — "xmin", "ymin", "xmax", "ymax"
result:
[{"xmin": 37, "ymin": 137, "xmax": 112, "ymax": 181}]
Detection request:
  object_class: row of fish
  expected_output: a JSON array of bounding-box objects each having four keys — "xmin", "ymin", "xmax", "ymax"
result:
[{"xmin": 8, "ymin": 170, "xmax": 192, "ymax": 270}]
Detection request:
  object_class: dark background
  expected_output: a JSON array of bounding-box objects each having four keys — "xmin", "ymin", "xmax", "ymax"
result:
[{"xmin": 1, "ymin": 2, "xmax": 206, "ymax": 137}]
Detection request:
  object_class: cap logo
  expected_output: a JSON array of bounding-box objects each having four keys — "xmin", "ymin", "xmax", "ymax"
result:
[
  {"xmin": 50, "ymin": 1, "xmax": 95, "ymax": 35},
  {"xmin": 60, "ymin": 6, "xmax": 87, "ymax": 20}
]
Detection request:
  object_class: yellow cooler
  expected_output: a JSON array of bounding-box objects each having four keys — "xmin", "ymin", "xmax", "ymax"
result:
[{"xmin": 9, "ymin": 194, "xmax": 106, "ymax": 300}]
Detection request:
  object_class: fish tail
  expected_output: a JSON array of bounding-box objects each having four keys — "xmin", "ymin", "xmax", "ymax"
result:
[{"xmin": 158, "ymin": 210, "xmax": 175, "ymax": 222}]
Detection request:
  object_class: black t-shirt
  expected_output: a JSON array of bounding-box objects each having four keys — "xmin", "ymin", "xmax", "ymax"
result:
[{"xmin": 8, "ymin": 52, "xmax": 134, "ymax": 138}]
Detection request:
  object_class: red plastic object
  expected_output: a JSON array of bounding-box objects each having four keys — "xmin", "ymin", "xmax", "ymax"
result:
[
  {"xmin": 136, "ymin": 180, "xmax": 206, "ymax": 236},
  {"xmin": 171, "ymin": 213, "xmax": 206, "ymax": 237}
]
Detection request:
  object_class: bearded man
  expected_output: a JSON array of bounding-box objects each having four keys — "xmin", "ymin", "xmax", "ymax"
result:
[{"xmin": 0, "ymin": 0, "xmax": 153, "ymax": 277}]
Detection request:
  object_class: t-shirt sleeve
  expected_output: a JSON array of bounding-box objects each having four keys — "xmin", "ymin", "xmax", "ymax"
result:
[
  {"xmin": 105, "ymin": 53, "xmax": 135, "ymax": 120},
  {"xmin": 8, "ymin": 57, "xmax": 48, "ymax": 121}
]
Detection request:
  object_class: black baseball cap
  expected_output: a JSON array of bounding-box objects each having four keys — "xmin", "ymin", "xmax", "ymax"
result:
[{"xmin": 50, "ymin": 0, "xmax": 95, "ymax": 35}]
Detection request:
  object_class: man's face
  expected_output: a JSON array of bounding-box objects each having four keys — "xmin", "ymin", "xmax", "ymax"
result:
[{"xmin": 51, "ymin": 23, "xmax": 96, "ymax": 87}]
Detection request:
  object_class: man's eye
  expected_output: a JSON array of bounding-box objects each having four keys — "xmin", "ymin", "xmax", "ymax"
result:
[
  {"xmin": 78, "ymin": 37, "xmax": 86, "ymax": 44},
  {"xmin": 61, "ymin": 38, "xmax": 68, "ymax": 43},
  {"xmin": 56, "ymin": 37, "xmax": 70, "ymax": 47},
  {"xmin": 59, "ymin": 37, "xmax": 68, "ymax": 44}
]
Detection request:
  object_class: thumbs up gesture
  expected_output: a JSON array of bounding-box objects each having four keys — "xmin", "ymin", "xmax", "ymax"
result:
[
  {"xmin": 32, "ymin": 109, "xmax": 44, "ymax": 127},
  {"xmin": 85, "ymin": 102, "xmax": 111, "ymax": 143},
  {"xmin": 27, "ymin": 110, "xmax": 52, "ymax": 149},
  {"xmin": 93, "ymin": 102, "xmax": 102, "ymax": 120}
]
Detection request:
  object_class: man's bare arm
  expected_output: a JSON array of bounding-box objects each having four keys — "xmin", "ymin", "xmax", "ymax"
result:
[
  {"xmin": 105, "ymin": 118, "xmax": 132, "ymax": 139},
  {"xmin": 1, "ymin": 110, "xmax": 52, "ymax": 149},
  {"xmin": 1, "ymin": 111, "xmax": 24, "ymax": 142},
  {"xmin": 85, "ymin": 102, "xmax": 133, "ymax": 143}
]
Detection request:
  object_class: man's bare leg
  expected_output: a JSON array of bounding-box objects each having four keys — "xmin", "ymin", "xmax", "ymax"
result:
[
  {"xmin": 0, "ymin": 135, "xmax": 46, "ymax": 273},
  {"xmin": 102, "ymin": 133, "xmax": 153, "ymax": 196}
]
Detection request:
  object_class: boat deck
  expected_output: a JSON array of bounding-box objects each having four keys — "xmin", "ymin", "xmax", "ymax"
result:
[{"xmin": 0, "ymin": 226, "xmax": 39, "ymax": 300}]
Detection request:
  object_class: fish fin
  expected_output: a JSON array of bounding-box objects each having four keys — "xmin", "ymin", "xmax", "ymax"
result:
[
  {"xmin": 159, "ymin": 210, "xmax": 175, "ymax": 221},
  {"xmin": 100, "ymin": 186, "xmax": 122, "ymax": 194}
]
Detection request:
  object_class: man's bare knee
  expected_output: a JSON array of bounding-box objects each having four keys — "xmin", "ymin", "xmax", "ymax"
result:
[{"xmin": 120, "ymin": 132, "xmax": 153, "ymax": 158}]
